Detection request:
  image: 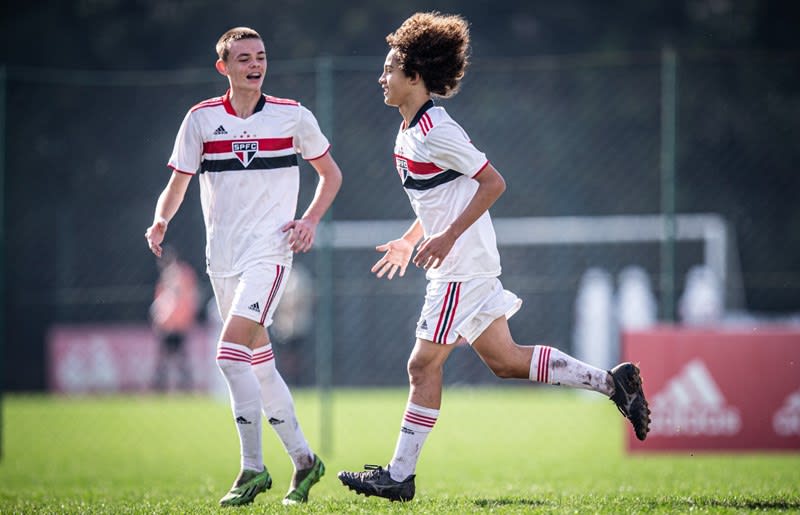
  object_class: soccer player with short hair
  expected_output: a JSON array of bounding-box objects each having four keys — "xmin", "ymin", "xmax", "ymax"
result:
[
  {"xmin": 338, "ymin": 12, "xmax": 651, "ymax": 502},
  {"xmin": 145, "ymin": 27, "xmax": 342, "ymax": 506}
]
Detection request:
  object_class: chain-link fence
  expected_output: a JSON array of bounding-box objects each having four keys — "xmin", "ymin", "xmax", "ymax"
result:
[{"xmin": 3, "ymin": 50, "xmax": 799, "ymax": 391}]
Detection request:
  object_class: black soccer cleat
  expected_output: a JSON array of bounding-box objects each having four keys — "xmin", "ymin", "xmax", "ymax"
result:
[
  {"xmin": 609, "ymin": 362, "xmax": 651, "ymax": 441},
  {"xmin": 338, "ymin": 465, "xmax": 415, "ymax": 502}
]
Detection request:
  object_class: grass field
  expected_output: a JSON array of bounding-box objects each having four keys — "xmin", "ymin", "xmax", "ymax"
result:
[{"xmin": 1, "ymin": 388, "xmax": 799, "ymax": 514}]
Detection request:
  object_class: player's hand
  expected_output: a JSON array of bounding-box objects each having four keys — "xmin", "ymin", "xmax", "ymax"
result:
[
  {"xmin": 282, "ymin": 218, "xmax": 317, "ymax": 253},
  {"xmin": 145, "ymin": 218, "xmax": 168, "ymax": 257},
  {"xmin": 413, "ymin": 230, "xmax": 456, "ymax": 270},
  {"xmin": 372, "ymin": 238, "xmax": 414, "ymax": 280}
]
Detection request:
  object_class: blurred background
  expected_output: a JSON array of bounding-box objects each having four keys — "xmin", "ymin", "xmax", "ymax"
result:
[{"xmin": 1, "ymin": 0, "xmax": 799, "ymax": 395}]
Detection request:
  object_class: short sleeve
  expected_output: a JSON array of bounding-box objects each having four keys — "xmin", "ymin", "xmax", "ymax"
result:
[
  {"xmin": 425, "ymin": 121, "xmax": 488, "ymax": 178},
  {"xmin": 294, "ymin": 105, "xmax": 331, "ymax": 160},
  {"xmin": 167, "ymin": 110, "xmax": 202, "ymax": 174}
]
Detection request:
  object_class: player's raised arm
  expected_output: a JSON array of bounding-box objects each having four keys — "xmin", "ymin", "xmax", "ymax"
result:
[
  {"xmin": 413, "ymin": 164, "xmax": 505, "ymax": 270},
  {"xmin": 372, "ymin": 219, "xmax": 424, "ymax": 280},
  {"xmin": 145, "ymin": 171, "xmax": 192, "ymax": 257}
]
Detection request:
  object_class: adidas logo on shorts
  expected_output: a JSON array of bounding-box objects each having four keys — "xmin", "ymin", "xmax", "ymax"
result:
[
  {"xmin": 248, "ymin": 302, "xmax": 260, "ymax": 312},
  {"xmin": 419, "ymin": 320, "xmax": 428, "ymax": 330}
]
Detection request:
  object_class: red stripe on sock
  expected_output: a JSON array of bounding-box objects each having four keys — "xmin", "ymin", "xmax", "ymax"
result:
[
  {"xmin": 216, "ymin": 348, "xmax": 253, "ymax": 362},
  {"xmin": 252, "ymin": 350, "xmax": 274, "ymax": 365},
  {"xmin": 404, "ymin": 413, "xmax": 436, "ymax": 428}
]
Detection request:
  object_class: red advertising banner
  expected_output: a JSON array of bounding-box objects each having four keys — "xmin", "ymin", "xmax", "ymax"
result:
[
  {"xmin": 624, "ymin": 327, "xmax": 800, "ymax": 452},
  {"xmin": 47, "ymin": 324, "xmax": 220, "ymax": 394}
]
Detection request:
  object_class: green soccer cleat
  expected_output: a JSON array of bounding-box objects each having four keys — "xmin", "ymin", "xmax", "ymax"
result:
[
  {"xmin": 219, "ymin": 466, "xmax": 272, "ymax": 507},
  {"xmin": 283, "ymin": 454, "xmax": 326, "ymax": 505}
]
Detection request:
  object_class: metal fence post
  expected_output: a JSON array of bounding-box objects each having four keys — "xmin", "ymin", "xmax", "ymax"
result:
[
  {"xmin": 314, "ymin": 56, "xmax": 334, "ymax": 456},
  {"xmin": 660, "ymin": 47, "xmax": 678, "ymax": 322}
]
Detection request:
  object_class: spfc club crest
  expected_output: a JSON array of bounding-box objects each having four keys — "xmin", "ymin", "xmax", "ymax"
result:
[
  {"xmin": 232, "ymin": 141, "xmax": 258, "ymax": 167},
  {"xmin": 396, "ymin": 156, "xmax": 409, "ymax": 181}
]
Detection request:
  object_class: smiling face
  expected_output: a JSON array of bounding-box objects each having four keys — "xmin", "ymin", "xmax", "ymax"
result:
[
  {"xmin": 378, "ymin": 48, "xmax": 414, "ymax": 107},
  {"xmin": 216, "ymin": 38, "xmax": 267, "ymax": 93}
]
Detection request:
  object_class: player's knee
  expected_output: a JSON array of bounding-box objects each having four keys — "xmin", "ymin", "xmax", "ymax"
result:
[{"xmin": 407, "ymin": 356, "xmax": 434, "ymax": 385}]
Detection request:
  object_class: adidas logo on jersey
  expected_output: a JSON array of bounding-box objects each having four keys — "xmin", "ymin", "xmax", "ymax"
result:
[
  {"xmin": 213, "ymin": 125, "xmax": 228, "ymax": 135},
  {"xmin": 248, "ymin": 302, "xmax": 260, "ymax": 312},
  {"xmin": 773, "ymin": 389, "xmax": 800, "ymax": 436},
  {"xmin": 650, "ymin": 359, "xmax": 741, "ymax": 437}
]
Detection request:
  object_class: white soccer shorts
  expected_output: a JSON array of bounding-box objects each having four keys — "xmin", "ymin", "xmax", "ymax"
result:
[
  {"xmin": 415, "ymin": 277, "xmax": 522, "ymax": 345},
  {"xmin": 210, "ymin": 263, "xmax": 290, "ymax": 327}
]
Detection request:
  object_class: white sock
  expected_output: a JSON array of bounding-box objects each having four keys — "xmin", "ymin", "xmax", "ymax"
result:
[
  {"xmin": 216, "ymin": 342, "xmax": 263, "ymax": 471},
  {"xmin": 529, "ymin": 345, "xmax": 614, "ymax": 396},
  {"xmin": 388, "ymin": 402, "xmax": 439, "ymax": 482},
  {"xmin": 252, "ymin": 344, "xmax": 313, "ymax": 470}
]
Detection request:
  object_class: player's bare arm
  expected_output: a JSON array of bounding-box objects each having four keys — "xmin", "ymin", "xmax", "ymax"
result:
[
  {"xmin": 413, "ymin": 164, "xmax": 506, "ymax": 269},
  {"xmin": 372, "ymin": 219, "xmax": 423, "ymax": 280},
  {"xmin": 281, "ymin": 152, "xmax": 342, "ymax": 253},
  {"xmin": 145, "ymin": 171, "xmax": 192, "ymax": 257}
]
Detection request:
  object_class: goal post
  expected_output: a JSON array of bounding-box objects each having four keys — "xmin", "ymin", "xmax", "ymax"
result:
[{"xmin": 329, "ymin": 214, "xmax": 738, "ymax": 304}]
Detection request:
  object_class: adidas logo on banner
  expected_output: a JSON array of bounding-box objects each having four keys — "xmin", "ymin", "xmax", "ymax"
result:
[
  {"xmin": 773, "ymin": 389, "xmax": 800, "ymax": 436},
  {"xmin": 248, "ymin": 302, "xmax": 260, "ymax": 312},
  {"xmin": 650, "ymin": 359, "xmax": 741, "ymax": 437},
  {"xmin": 213, "ymin": 125, "xmax": 228, "ymax": 135}
]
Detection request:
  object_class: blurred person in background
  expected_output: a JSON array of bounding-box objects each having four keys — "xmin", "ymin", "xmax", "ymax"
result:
[
  {"xmin": 338, "ymin": 12, "xmax": 651, "ymax": 502},
  {"xmin": 150, "ymin": 245, "xmax": 198, "ymax": 391},
  {"xmin": 145, "ymin": 26, "xmax": 342, "ymax": 506}
]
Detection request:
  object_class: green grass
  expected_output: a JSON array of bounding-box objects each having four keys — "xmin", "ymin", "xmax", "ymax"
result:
[{"xmin": 1, "ymin": 388, "xmax": 799, "ymax": 513}]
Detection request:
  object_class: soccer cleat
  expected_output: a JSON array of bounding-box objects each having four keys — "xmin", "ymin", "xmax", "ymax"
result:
[
  {"xmin": 609, "ymin": 362, "xmax": 651, "ymax": 441},
  {"xmin": 218, "ymin": 466, "xmax": 272, "ymax": 507},
  {"xmin": 338, "ymin": 464, "xmax": 415, "ymax": 502},
  {"xmin": 282, "ymin": 454, "xmax": 326, "ymax": 505}
]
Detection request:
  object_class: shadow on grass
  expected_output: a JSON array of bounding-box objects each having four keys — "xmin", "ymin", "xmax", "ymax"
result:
[
  {"xmin": 701, "ymin": 499, "xmax": 800, "ymax": 510},
  {"xmin": 473, "ymin": 498, "xmax": 549, "ymax": 508},
  {"xmin": 643, "ymin": 496, "xmax": 800, "ymax": 511}
]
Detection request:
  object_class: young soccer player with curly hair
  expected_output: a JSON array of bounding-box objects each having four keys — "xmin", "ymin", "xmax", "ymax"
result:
[{"xmin": 338, "ymin": 12, "xmax": 651, "ymax": 502}]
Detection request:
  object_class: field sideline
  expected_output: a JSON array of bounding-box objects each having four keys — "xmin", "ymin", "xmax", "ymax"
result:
[{"xmin": 1, "ymin": 388, "xmax": 798, "ymax": 513}]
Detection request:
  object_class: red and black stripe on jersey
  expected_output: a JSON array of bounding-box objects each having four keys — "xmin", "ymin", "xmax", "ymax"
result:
[
  {"xmin": 199, "ymin": 135, "xmax": 298, "ymax": 173},
  {"xmin": 395, "ymin": 153, "xmax": 463, "ymax": 191},
  {"xmin": 200, "ymin": 155, "xmax": 298, "ymax": 173},
  {"xmin": 396, "ymin": 99, "xmax": 463, "ymax": 190}
]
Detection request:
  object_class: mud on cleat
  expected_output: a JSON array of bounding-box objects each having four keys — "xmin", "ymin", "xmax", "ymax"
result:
[
  {"xmin": 219, "ymin": 466, "xmax": 272, "ymax": 507},
  {"xmin": 283, "ymin": 454, "xmax": 325, "ymax": 505},
  {"xmin": 609, "ymin": 362, "xmax": 652, "ymax": 441}
]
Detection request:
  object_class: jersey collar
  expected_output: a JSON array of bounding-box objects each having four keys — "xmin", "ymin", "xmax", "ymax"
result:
[
  {"xmin": 222, "ymin": 89, "xmax": 267, "ymax": 117},
  {"xmin": 406, "ymin": 99, "xmax": 434, "ymax": 129}
]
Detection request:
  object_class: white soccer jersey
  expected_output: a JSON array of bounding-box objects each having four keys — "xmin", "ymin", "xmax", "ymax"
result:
[
  {"xmin": 168, "ymin": 89, "xmax": 330, "ymax": 277},
  {"xmin": 393, "ymin": 100, "xmax": 501, "ymax": 282}
]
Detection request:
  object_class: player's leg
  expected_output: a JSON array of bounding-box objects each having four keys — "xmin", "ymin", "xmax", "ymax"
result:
[
  {"xmin": 151, "ymin": 333, "xmax": 170, "ymax": 391},
  {"xmin": 243, "ymin": 265, "xmax": 323, "ymax": 504},
  {"xmin": 471, "ymin": 315, "xmax": 650, "ymax": 440},
  {"xmin": 339, "ymin": 338, "xmax": 453, "ymax": 502},
  {"xmin": 172, "ymin": 332, "xmax": 192, "ymax": 391},
  {"xmin": 473, "ymin": 317, "xmax": 613, "ymax": 391},
  {"xmin": 251, "ymin": 341, "xmax": 323, "ymax": 504},
  {"xmin": 211, "ymin": 277, "xmax": 271, "ymax": 506}
]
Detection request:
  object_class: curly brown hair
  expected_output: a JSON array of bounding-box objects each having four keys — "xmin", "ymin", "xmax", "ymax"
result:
[
  {"xmin": 216, "ymin": 27, "xmax": 262, "ymax": 62},
  {"xmin": 386, "ymin": 12, "xmax": 471, "ymax": 98}
]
